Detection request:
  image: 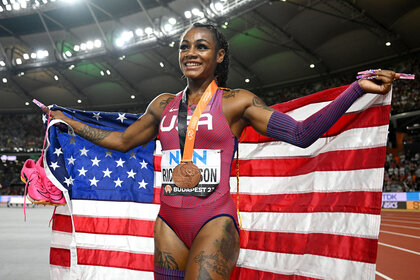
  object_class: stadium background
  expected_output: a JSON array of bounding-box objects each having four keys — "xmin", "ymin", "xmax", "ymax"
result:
[{"xmin": 0, "ymin": 0, "xmax": 419, "ymax": 279}]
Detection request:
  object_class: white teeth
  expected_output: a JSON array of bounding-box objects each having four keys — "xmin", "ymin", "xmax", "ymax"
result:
[{"xmin": 186, "ymin": 62, "xmax": 200, "ymax": 66}]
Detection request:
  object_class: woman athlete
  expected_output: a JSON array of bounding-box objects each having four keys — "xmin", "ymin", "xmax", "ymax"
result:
[{"xmin": 46, "ymin": 23, "xmax": 399, "ymax": 279}]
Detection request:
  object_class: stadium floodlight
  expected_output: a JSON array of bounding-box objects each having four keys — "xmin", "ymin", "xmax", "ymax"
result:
[
  {"xmin": 2, "ymin": 0, "xmax": 7, "ymax": 6},
  {"xmin": 169, "ymin": 41, "xmax": 175, "ymax": 48},
  {"xmin": 121, "ymin": 31, "xmax": 134, "ymax": 41},
  {"xmin": 80, "ymin": 43, "xmax": 87, "ymax": 51},
  {"xmin": 159, "ymin": 62, "xmax": 164, "ymax": 68},
  {"xmin": 23, "ymin": 53, "xmax": 29, "ymax": 60},
  {"xmin": 210, "ymin": 1, "xmax": 224, "ymax": 14},
  {"xmin": 64, "ymin": 50, "xmax": 72, "ymax": 57},
  {"xmin": 42, "ymin": 0, "xmax": 48, "ymax": 4},
  {"xmin": 68, "ymin": 64, "xmax": 75, "ymax": 70},
  {"xmin": 0, "ymin": 6, "xmax": 3, "ymax": 12},
  {"xmin": 245, "ymin": 78, "xmax": 250, "ymax": 83},
  {"xmin": 106, "ymin": 69, "xmax": 111, "ymax": 75},
  {"xmin": 144, "ymin": 27, "xmax": 153, "ymax": 35},
  {"xmin": 74, "ymin": 45, "xmax": 80, "ymax": 51},
  {"xmin": 168, "ymin": 17, "xmax": 176, "ymax": 25},
  {"xmin": 163, "ymin": 23, "xmax": 173, "ymax": 33},
  {"xmin": 309, "ymin": 63, "xmax": 315, "ymax": 68},
  {"xmin": 25, "ymin": 101, "xmax": 29, "ymax": 106},
  {"xmin": 0, "ymin": 61, "xmax": 5, "ymax": 67},
  {"xmin": 386, "ymin": 41, "xmax": 391, "ymax": 47},
  {"xmin": 54, "ymin": 75, "xmax": 59, "ymax": 80},
  {"xmin": 2, "ymin": 77, "xmax": 7, "ymax": 83},
  {"xmin": 131, "ymin": 95, "xmax": 135, "ymax": 99},
  {"xmin": 100, "ymin": 70, "xmax": 104, "ymax": 76},
  {"xmin": 94, "ymin": 39, "xmax": 101, "ymax": 48},
  {"xmin": 16, "ymin": 58, "xmax": 22, "ymax": 64},
  {"xmin": 31, "ymin": 52, "xmax": 37, "ymax": 59},
  {"xmin": 12, "ymin": 3, "xmax": 20, "ymax": 10},
  {"xmin": 184, "ymin": 10, "xmax": 192, "ymax": 19},
  {"xmin": 21, "ymin": 1, "xmax": 27, "ymax": 8},
  {"xmin": 6, "ymin": 4, "xmax": 12, "ymax": 11},
  {"xmin": 135, "ymin": 28, "xmax": 144, "ymax": 37},
  {"xmin": 77, "ymin": 99, "xmax": 82, "ymax": 103},
  {"xmin": 86, "ymin": 40, "xmax": 94, "ymax": 50},
  {"xmin": 36, "ymin": 50, "xmax": 44, "ymax": 58},
  {"xmin": 115, "ymin": 38, "xmax": 124, "ymax": 48},
  {"xmin": 191, "ymin": 8, "xmax": 200, "ymax": 16}
]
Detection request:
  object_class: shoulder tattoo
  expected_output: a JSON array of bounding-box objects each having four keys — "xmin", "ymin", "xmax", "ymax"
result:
[
  {"xmin": 252, "ymin": 96, "xmax": 274, "ymax": 111},
  {"xmin": 223, "ymin": 89, "xmax": 239, "ymax": 99},
  {"xmin": 159, "ymin": 96, "xmax": 175, "ymax": 109}
]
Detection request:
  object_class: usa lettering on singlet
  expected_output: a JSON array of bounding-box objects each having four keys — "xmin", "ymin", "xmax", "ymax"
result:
[{"xmin": 161, "ymin": 149, "xmax": 221, "ymax": 196}]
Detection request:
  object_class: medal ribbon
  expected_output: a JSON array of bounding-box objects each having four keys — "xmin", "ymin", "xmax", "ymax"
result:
[{"xmin": 178, "ymin": 80, "xmax": 218, "ymax": 163}]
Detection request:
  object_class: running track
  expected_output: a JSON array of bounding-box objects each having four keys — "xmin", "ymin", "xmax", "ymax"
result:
[{"xmin": 376, "ymin": 210, "xmax": 420, "ymax": 280}]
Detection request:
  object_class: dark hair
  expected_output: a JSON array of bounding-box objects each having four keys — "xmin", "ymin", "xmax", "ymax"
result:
[{"xmin": 187, "ymin": 23, "xmax": 230, "ymax": 87}]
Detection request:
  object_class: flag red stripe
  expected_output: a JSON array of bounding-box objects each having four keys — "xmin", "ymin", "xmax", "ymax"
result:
[
  {"xmin": 77, "ymin": 248, "xmax": 154, "ymax": 271},
  {"xmin": 231, "ymin": 147, "xmax": 386, "ymax": 176},
  {"xmin": 52, "ymin": 214, "xmax": 155, "ymax": 237},
  {"xmin": 52, "ymin": 214, "xmax": 73, "ymax": 233},
  {"xmin": 50, "ymin": 247, "xmax": 71, "ymax": 267},
  {"xmin": 240, "ymin": 105, "xmax": 390, "ymax": 143},
  {"xmin": 240, "ymin": 231, "xmax": 377, "ymax": 263},
  {"xmin": 232, "ymin": 191, "xmax": 382, "ymax": 214},
  {"xmin": 231, "ymin": 266, "xmax": 321, "ymax": 280}
]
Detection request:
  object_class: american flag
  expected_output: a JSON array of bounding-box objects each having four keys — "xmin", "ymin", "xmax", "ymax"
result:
[{"xmin": 48, "ymin": 85, "xmax": 390, "ymax": 279}]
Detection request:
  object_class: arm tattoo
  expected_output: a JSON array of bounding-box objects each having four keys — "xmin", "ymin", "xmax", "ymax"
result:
[
  {"xmin": 78, "ymin": 125, "xmax": 112, "ymax": 143},
  {"xmin": 155, "ymin": 250, "xmax": 179, "ymax": 269},
  {"xmin": 252, "ymin": 96, "xmax": 274, "ymax": 111},
  {"xmin": 159, "ymin": 97, "xmax": 175, "ymax": 109}
]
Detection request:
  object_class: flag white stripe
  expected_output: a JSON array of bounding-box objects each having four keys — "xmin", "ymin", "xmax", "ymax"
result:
[
  {"xmin": 236, "ymin": 248, "xmax": 376, "ymax": 280},
  {"xmin": 51, "ymin": 231, "xmax": 72, "ymax": 249},
  {"xmin": 229, "ymin": 169, "xmax": 384, "ymax": 194},
  {"xmin": 241, "ymin": 212, "xmax": 381, "ymax": 238},
  {"xmin": 50, "ymin": 264, "xmax": 154, "ymax": 280},
  {"xmin": 52, "ymin": 231, "xmax": 154, "ymax": 254},
  {"xmin": 69, "ymin": 200, "xmax": 160, "ymax": 219},
  {"xmin": 237, "ymin": 126, "xmax": 388, "ymax": 159},
  {"xmin": 75, "ymin": 233, "xmax": 154, "ymax": 254}
]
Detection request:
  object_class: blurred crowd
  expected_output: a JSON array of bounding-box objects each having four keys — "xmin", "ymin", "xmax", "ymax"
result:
[
  {"xmin": 0, "ymin": 57, "xmax": 419, "ymax": 196},
  {"xmin": 383, "ymin": 153, "xmax": 420, "ymax": 192},
  {"xmin": 0, "ymin": 159, "xmax": 25, "ymax": 196},
  {"xmin": 0, "ymin": 114, "xmax": 44, "ymax": 153}
]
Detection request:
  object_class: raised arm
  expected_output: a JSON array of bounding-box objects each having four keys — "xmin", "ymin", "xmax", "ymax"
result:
[
  {"xmin": 240, "ymin": 70, "xmax": 398, "ymax": 148},
  {"xmin": 45, "ymin": 93, "xmax": 175, "ymax": 153}
]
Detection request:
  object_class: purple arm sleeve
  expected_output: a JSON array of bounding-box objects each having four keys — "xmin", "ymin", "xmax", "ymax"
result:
[{"xmin": 266, "ymin": 81, "xmax": 365, "ymax": 148}]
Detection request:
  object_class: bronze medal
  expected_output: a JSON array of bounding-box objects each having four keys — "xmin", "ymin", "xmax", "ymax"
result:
[{"xmin": 172, "ymin": 162, "xmax": 201, "ymax": 189}]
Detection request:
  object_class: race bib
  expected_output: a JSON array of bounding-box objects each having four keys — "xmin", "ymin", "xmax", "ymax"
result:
[{"xmin": 161, "ymin": 149, "xmax": 221, "ymax": 196}]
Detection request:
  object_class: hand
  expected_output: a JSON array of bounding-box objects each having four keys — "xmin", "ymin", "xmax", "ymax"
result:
[
  {"xmin": 42, "ymin": 107, "xmax": 69, "ymax": 122},
  {"xmin": 357, "ymin": 70, "xmax": 400, "ymax": 95}
]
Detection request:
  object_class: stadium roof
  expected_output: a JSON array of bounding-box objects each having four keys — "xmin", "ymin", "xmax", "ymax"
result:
[{"xmin": 0, "ymin": 0, "xmax": 419, "ymax": 113}]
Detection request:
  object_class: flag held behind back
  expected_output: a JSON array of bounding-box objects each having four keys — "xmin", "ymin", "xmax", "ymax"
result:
[{"xmin": 49, "ymin": 85, "xmax": 391, "ymax": 280}]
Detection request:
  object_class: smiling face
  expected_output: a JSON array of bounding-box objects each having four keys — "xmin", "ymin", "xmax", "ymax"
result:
[{"xmin": 179, "ymin": 27, "xmax": 225, "ymax": 82}]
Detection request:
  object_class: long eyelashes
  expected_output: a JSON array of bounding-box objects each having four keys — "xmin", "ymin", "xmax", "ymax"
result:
[{"xmin": 179, "ymin": 44, "xmax": 210, "ymax": 51}]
